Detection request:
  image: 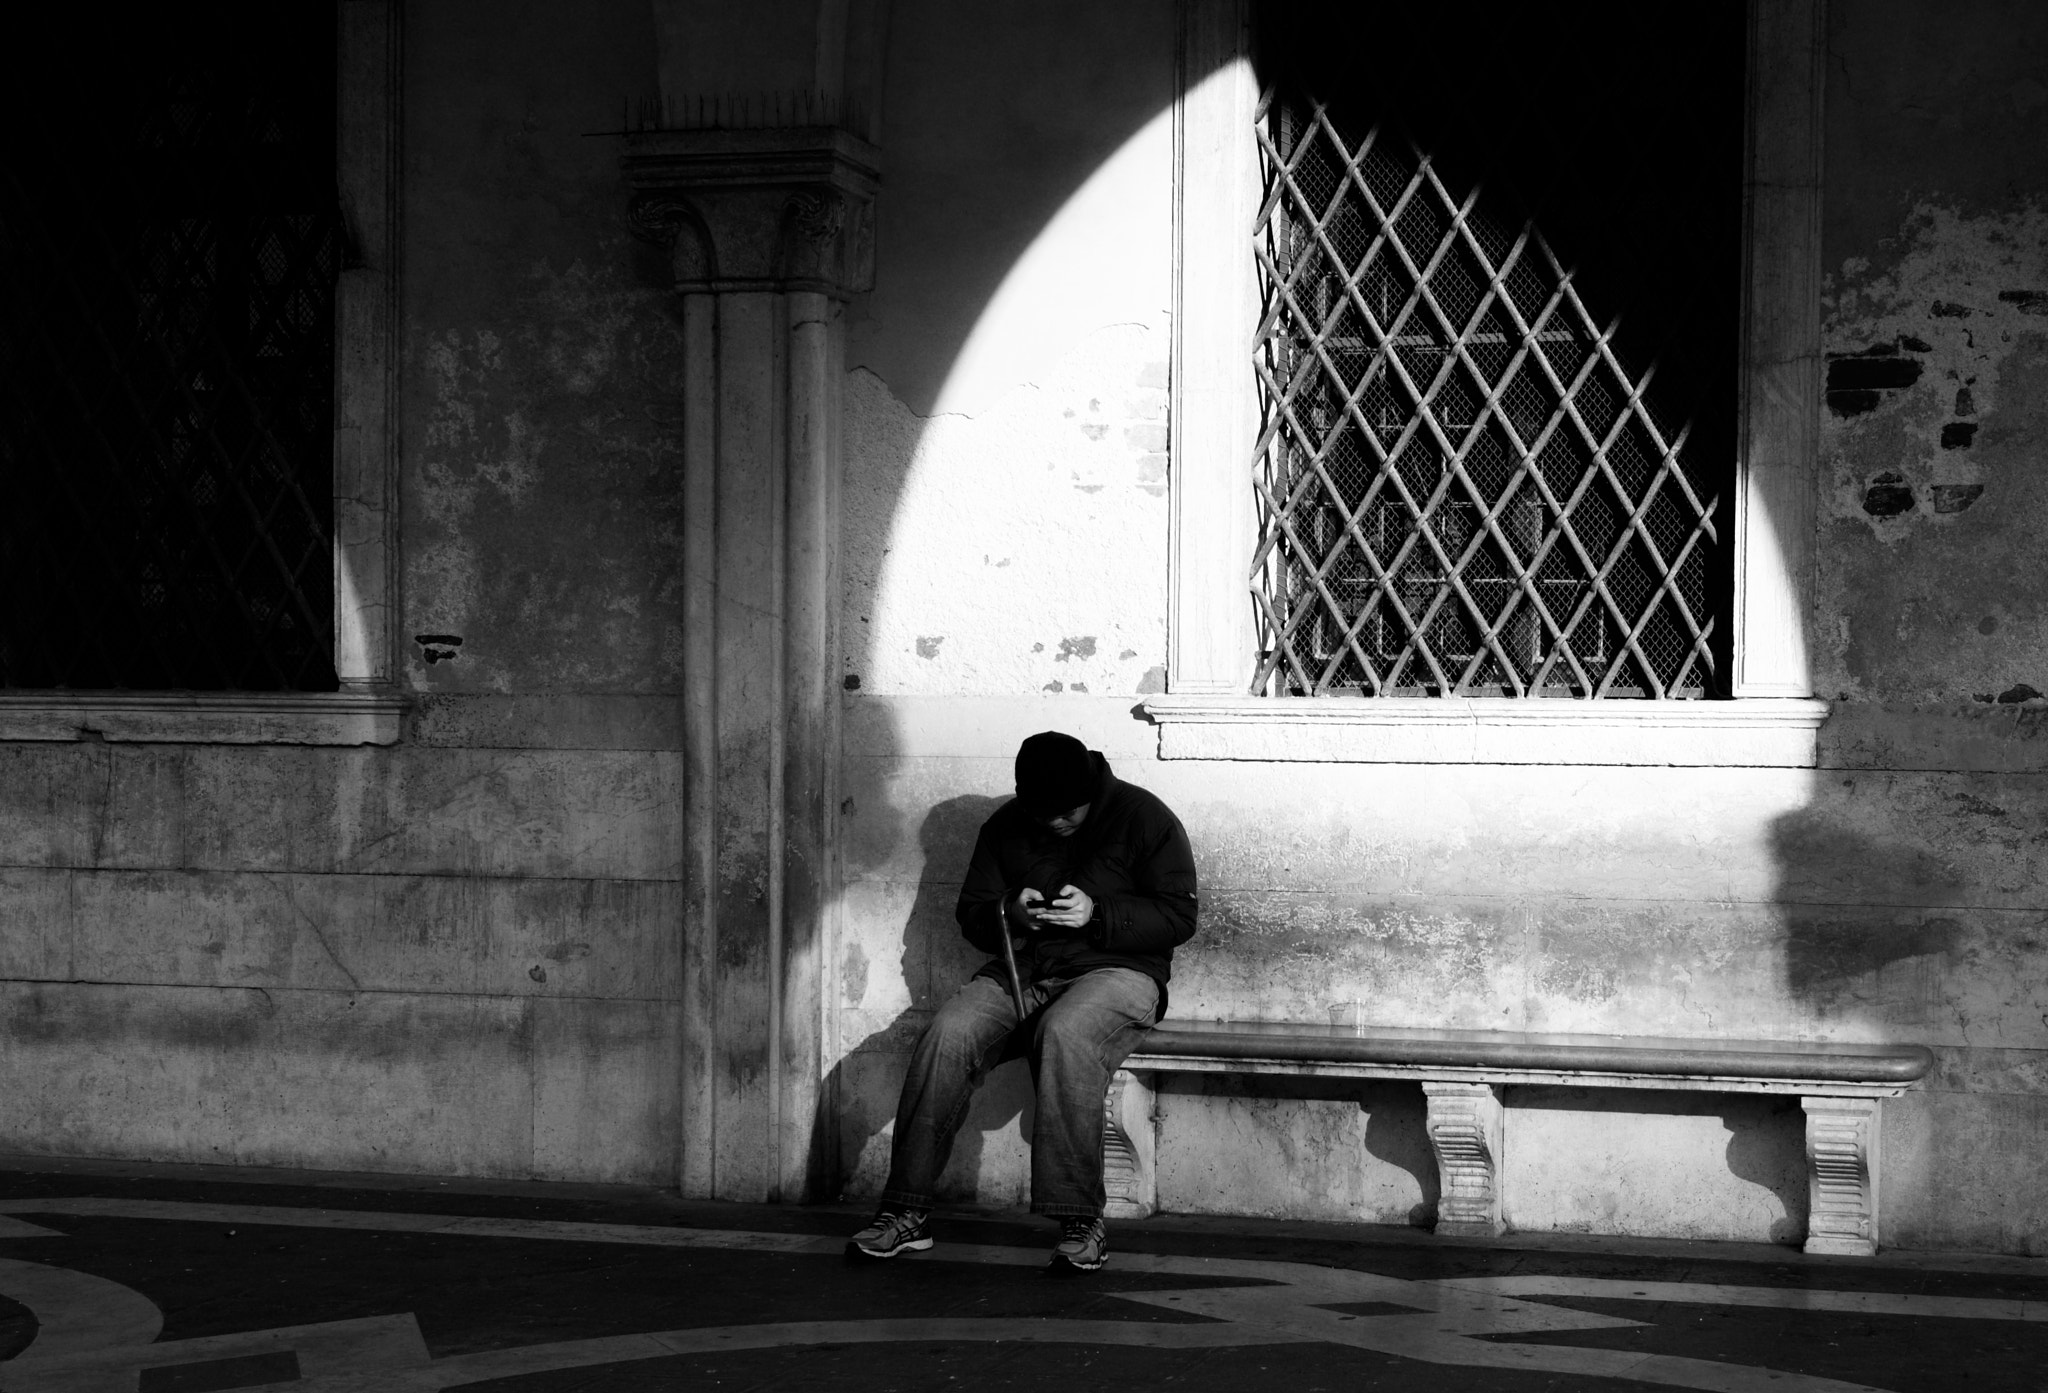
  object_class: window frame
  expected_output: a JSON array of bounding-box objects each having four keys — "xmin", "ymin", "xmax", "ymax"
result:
[
  {"xmin": 0, "ymin": 0, "xmax": 404, "ymax": 746},
  {"xmin": 1150, "ymin": 0, "xmax": 1828, "ymax": 766}
]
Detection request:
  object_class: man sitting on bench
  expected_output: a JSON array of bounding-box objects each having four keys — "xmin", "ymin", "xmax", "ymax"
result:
[{"xmin": 851, "ymin": 730, "xmax": 1199, "ymax": 1273}]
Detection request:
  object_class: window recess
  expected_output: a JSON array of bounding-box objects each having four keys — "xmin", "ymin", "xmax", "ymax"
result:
[
  {"xmin": 1249, "ymin": 4, "xmax": 1744, "ymax": 699},
  {"xmin": 0, "ymin": 6, "xmax": 344, "ymax": 692}
]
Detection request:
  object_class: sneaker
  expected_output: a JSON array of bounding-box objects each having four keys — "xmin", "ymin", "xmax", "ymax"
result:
[
  {"xmin": 849, "ymin": 1207, "xmax": 932, "ymax": 1259},
  {"xmin": 1049, "ymin": 1216, "xmax": 1108, "ymax": 1273}
]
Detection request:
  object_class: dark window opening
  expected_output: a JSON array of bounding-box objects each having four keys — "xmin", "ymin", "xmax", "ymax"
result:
[
  {"xmin": 1, "ymin": 6, "xmax": 342, "ymax": 691},
  {"xmin": 1251, "ymin": 3, "xmax": 1745, "ymax": 698}
]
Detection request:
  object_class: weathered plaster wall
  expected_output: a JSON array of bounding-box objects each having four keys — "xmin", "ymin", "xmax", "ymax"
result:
[
  {"xmin": 830, "ymin": 0, "xmax": 1179, "ymax": 1208},
  {"xmin": 840, "ymin": 0, "xmax": 1179, "ymax": 701},
  {"xmin": 1806, "ymin": 0, "xmax": 2048, "ymax": 1255},
  {"xmin": 406, "ymin": 0, "xmax": 686, "ymax": 698},
  {"xmin": 0, "ymin": 0, "xmax": 690, "ymax": 1184},
  {"xmin": 834, "ymin": 1, "xmax": 2048, "ymax": 1255},
  {"xmin": 5, "ymin": 0, "xmax": 2044, "ymax": 1258}
]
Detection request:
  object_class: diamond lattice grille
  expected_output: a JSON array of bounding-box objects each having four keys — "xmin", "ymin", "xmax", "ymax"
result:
[
  {"xmin": 1252, "ymin": 96, "xmax": 1721, "ymax": 699},
  {"xmin": 0, "ymin": 8, "xmax": 340, "ymax": 690}
]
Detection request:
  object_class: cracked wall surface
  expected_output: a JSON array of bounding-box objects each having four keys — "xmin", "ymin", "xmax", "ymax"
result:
[{"xmin": 833, "ymin": 0, "xmax": 2048, "ymax": 1253}]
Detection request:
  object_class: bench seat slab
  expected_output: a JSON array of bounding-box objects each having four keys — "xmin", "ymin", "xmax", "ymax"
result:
[{"xmin": 1110, "ymin": 1019, "xmax": 1918, "ymax": 1253}]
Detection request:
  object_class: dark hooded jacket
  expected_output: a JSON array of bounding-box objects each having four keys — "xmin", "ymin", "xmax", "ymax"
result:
[{"xmin": 955, "ymin": 751, "xmax": 1198, "ymax": 1012}]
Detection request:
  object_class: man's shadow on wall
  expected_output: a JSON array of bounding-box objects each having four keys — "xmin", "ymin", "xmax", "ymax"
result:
[
  {"xmin": 822, "ymin": 793, "xmax": 1037, "ymax": 1204},
  {"xmin": 1722, "ymin": 784, "xmax": 1974, "ymax": 1241},
  {"xmin": 1770, "ymin": 793, "xmax": 1966, "ymax": 1023}
]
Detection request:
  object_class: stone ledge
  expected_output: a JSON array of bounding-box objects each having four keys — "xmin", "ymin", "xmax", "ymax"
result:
[
  {"xmin": 0, "ymin": 691, "xmax": 406, "ymax": 746},
  {"xmin": 1142, "ymin": 695, "xmax": 1831, "ymax": 766}
]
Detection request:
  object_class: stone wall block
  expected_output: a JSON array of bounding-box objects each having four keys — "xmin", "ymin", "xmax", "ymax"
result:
[
  {"xmin": 0, "ymin": 745, "xmax": 685, "ymax": 883},
  {"xmin": 0, "ymin": 981, "xmax": 535, "ymax": 1175},
  {"xmin": 40, "ymin": 868, "xmax": 680, "ymax": 1000},
  {"xmin": 530, "ymin": 995, "xmax": 683, "ymax": 1183}
]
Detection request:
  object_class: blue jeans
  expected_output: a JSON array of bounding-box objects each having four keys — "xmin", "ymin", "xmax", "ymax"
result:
[{"xmin": 880, "ymin": 966, "xmax": 1160, "ymax": 1218}]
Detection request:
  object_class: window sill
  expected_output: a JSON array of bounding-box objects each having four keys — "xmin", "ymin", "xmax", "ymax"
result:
[
  {"xmin": 0, "ymin": 690, "xmax": 407, "ymax": 746},
  {"xmin": 1141, "ymin": 695, "xmax": 1830, "ymax": 767}
]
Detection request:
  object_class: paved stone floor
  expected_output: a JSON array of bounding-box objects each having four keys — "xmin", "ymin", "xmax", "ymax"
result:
[{"xmin": 1, "ymin": 1158, "xmax": 2044, "ymax": 1392}]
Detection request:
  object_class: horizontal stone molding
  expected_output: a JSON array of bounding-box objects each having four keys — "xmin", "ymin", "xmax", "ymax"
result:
[
  {"xmin": 0, "ymin": 691, "xmax": 406, "ymax": 746},
  {"xmin": 1142, "ymin": 695, "xmax": 1830, "ymax": 766}
]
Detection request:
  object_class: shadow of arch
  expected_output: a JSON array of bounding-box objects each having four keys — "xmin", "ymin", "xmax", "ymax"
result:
[{"xmin": 845, "ymin": 0, "xmax": 1188, "ymax": 418}]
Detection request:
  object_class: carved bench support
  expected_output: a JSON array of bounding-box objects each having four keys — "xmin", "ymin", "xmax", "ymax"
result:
[
  {"xmin": 1102, "ymin": 1068, "xmax": 1158, "ymax": 1219},
  {"xmin": 1802, "ymin": 1096, "xmax": 1879, "ymax": 1256},
  {"xmin": 1423, "ymin": 1080, "xmax": 1505, "ymax": 1237}
]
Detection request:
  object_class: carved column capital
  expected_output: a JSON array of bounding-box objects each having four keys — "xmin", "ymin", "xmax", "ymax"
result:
[{"xmin": 621, "ymin": 126, "xmax": 880, "ymax": 298}]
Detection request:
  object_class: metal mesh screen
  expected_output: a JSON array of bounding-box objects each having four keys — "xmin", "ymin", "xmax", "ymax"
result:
[
  {"xmin": 0, "ymin": 8, "xmax": 341, "ymax": 690},
  {"xmin": 1250, "ymin": 6, "xmax": 1741, "ymax": 698}
]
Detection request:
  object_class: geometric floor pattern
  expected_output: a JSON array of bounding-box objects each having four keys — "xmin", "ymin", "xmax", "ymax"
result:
[{"xmin": 2, "ymin": 1165, "xmax": 2045, "ymax": 1392}]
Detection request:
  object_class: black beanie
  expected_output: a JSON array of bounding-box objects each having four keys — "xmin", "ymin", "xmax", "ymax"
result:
[{"xmin": 1014, "ymin": 731, "xmax": 1095, "ymax": 814}]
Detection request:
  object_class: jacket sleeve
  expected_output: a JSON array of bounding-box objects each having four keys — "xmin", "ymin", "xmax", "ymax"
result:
[
  {"xmin": 955, "ymin": 820, "xmax": 1013, "ymax": 955},
  {"xmin": 1088, "ymin": 812, "xmax": 1199, "ymax": 955}
]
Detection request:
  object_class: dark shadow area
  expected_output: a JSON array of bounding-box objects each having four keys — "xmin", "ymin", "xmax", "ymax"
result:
[
  {"xmin": 1360, "ymin": 1081, "xmax": 1441, "ymax": 1228},
  {"xmin": 825, "ymin": 794, "xmax": 1032, "ymax": 1204},
  {"xmin": 1769, "ymin": 799, "xmax": 1968, "ymax": 1018},
  {"xmin": 1253, "ymin": 3, "xmax": 1745, "ymax": 434},
  {"xmin": 1722, "ymin": 1097, "xmax": 1809, "ymax": 1245},
  {"xmin": 1, "ymin": 5, "xmax": 344, "ymax": 691},
  {"xmin": 843, "ymin": 0, "xmax": 1180, "ymax": 415}
]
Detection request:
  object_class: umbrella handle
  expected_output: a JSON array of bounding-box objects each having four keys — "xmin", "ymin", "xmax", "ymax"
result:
[{"xmin": 997, "ymin": 901, "xmax": 1028, "ymax": 1021}]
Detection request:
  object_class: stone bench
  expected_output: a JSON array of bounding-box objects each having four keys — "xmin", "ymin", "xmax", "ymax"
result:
[{"xmin": 1101, "ymin": 1020, "xmax": 1934, "ymax": 1256}]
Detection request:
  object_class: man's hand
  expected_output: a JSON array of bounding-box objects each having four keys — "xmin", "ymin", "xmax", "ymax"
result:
[
  {"xmin": 1005, "ymin": 887, "xmax": 1045, "ymax": 936},
  {"xmin": 1033, "ymin": 884, "xmax": 1095, "ymax": 932}
]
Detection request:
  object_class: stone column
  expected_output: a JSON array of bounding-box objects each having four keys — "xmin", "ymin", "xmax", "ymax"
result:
[{"xmin": 625, "ymin": 127, "xmax": 879, "ymax": 1202}]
